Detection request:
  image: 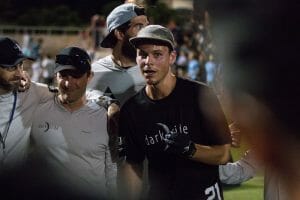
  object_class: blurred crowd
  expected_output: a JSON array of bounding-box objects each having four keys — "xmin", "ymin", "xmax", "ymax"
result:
[{"xmin": 20, "ymin": 9, "xmax": 222, "ymax": 96}]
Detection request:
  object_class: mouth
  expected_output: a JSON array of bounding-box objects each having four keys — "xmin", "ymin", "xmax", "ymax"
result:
[
  {"xmin": 143, "ymin": 70, "xmax": 156, "ymax": 77},
  {"xmin": 10, "ymin": 79, "xmax": 21, "ymax": 84}
]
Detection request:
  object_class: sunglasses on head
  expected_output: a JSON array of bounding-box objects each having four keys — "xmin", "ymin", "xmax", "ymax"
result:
[
  {"xmin": 55, "ymin": 55, "xmax": 90, "ymax": 68},
  {"xmin": 58, "ymin": 69, "xmax": 86, "ymax": 79}
]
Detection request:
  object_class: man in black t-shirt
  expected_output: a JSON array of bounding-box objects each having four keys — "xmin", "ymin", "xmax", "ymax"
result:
[{"xmin": 119, "ymin": 25, "xmax": 231, "ymax": 200}]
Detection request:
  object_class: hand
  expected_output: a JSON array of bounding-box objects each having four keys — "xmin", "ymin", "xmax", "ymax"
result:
[
  {"xmin": 164, "ymin": 132, "xmax": 196, "ymax": 158},
  {"xmin": 229, "ymin": 122, "xmax": 241, "ymax": 148},
  {"xmin": 97, "ymin": 95, "xmax": 120, "ymax": 110},
  {"xmin": 107, "ymin": 102, "xmax": 120, "ymax": 136},
  {"xmin": 18, "ymin": 70, "xmax": 30, "ymax": 92}
]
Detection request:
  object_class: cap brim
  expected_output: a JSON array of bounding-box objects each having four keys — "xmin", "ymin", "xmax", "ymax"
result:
[
  {"xmin": 129, "ymin": 37, "xmax": 174, "ymax": 50},
  {"xmin": 54, "ymin": 65, "xmax": 76, "ymax": 73},
  {"xmin": 100, "ymin": 32, "xmax": 115, "ymax": 48},
  {"xmin": 1, "ymin": 55, "xmax": 35, "ymax": 67}
]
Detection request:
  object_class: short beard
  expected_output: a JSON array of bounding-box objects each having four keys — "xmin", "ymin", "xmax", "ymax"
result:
[
  {"xmin": 121, "ymin": 34, "xmax": 137, "ymax": 62},
  {"xmin": 0, "ymin": 77, "xmax": 19, "ymax": 93}
]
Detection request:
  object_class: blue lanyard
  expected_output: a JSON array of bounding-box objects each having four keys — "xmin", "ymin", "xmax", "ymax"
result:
[{"xmin": 0, "ymin": 91, "xmax": 17, "ymax": 152}]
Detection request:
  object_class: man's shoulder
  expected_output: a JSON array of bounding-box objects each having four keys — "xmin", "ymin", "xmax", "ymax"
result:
[
  {"xmin": 18, "ymin": 82, "xmax": 52, "ymax": 102},
  {"xmin": 92, "ymin": 55, "xmax": 113, "ymax": 72},
  {"xmin": 177, "ymin": 77, "xmax": 209, "ymax": 93},
  {"xmin": 122, "ymin": 89, "xmax": 145, "ymax": 108}
]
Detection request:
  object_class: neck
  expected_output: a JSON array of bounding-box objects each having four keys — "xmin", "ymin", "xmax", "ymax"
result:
[
  {"xmin": 112, "ymin": 47, "xmax": 136, "ymax": 68},
  {"xmin": 58, "ymin": 94, "xmax": 86, "ymax": 112},
  {"xmin": 146, "ymin": 74, "xmax": 177, "ymax": 100}
]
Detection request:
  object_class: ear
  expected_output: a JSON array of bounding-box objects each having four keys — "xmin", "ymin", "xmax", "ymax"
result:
[
  {"xmin": 114, "ymin": 29, "xmax": 125, "ymax": 41},
  {"xmin": 169, "ymin": 50, "xmax": 177, "ymax": 65},
  {"xmin": 87, "ymin": 71, "xmax": 94, "ymax": 84}
]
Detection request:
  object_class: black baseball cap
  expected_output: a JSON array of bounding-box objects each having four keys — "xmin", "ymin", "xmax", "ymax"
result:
[
  {"xmin": 55, "ymin": 47, "xmax": 91, "ymax": 74},
  {"xmin": 0, "ymin": 37, "xmax": 34, "ymax": 67}
]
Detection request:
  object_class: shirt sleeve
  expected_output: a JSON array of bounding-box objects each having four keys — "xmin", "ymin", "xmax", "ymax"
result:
[
  {"xmin": 219, "ymin": 150, "xmax": 259, "ymax": 184},
  {"xmin": 197, "ymin": 85, "xmax": 232, "ymax": 145},
  {"xmin": 31, "ymin": 81, "xmax": 54, "ymax": 103}
]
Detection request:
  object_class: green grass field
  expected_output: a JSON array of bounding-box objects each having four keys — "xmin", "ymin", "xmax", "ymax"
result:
[
  {"xmin": 223, "ymin": 176, "xmax": 264, "ymax": 200},
  {"xmin": 223, "ymin": 146, "xmax": 264, "ymax": 200}
]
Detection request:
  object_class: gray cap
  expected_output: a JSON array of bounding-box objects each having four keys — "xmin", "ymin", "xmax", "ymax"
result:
[
  {"xmin": 101, "ymin": 3, "xmax": 145, "ymax": 48},
  {"xmin": 129, "ymin": 25, "xmax": 175, "ymax": 50}
]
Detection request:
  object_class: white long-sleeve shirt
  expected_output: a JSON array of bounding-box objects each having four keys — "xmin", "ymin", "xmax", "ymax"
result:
[
  {"xmin": 219, "ymin": 150, "xmax": 290, "ymax": 200},
  {"xmin": 219, "ymin": 150, "xmax": 257, "ymax": 185}
]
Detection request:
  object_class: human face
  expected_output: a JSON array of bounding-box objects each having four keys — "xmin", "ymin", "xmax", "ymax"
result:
[
  {"xmin": 0, "ymin": 62, "xmax": 23, "ymax": 93},
  {"xmin": 121, "ymin": 15, "xmax": 149, "ymax": 60},
  {"xmin": 127, "ymin": 15, "xmax": 149, "ymax": 38},
  {"xmin": 136, "ymin": 44, "xmax": 176, "ymax": 86},
  {"xmin": 56, "ymin": 69, "xmax": 91, "ymax": 104}
]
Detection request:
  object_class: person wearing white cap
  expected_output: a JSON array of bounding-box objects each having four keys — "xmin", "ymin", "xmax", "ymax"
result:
[
  {"xmin": 87, "ymin": 3, "xmax": 149, "ymax": 197},
  {"xmin": 30, "ymin": 47, "xmax": 116, "ymax": 199},
  {"xmin": 88, "ymin": 3, "xmax": 149, "ymax": 106}
]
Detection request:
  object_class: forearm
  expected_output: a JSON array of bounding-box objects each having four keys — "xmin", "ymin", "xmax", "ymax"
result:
[
  {"xmin": 121, "ymin": 162, "xmax": 143, "ymax": 200},
  {"xmin": 104, "ymin": 146, "xmax": 117, "ymax": 198},
  {"xmin": 190, "ymin": 144, "xmax": 231, "ymax": 165}
]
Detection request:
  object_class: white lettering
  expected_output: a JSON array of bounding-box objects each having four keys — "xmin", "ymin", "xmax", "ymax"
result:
[
  {"xmin": 144, "ymin": 123, "xmax": 190, "ymax": 146},
  {"xmin": 183, "ymin": 125, "xmax": 188, "ymax": 134}
]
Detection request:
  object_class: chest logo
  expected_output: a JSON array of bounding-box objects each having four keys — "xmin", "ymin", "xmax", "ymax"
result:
[
  {"xmin": 38, "ymin": 122, "xmax": 59, "ymax": 133},
  {"xmin": 144, "ymin": 123, "xmax": 189, "ymax": 146}
]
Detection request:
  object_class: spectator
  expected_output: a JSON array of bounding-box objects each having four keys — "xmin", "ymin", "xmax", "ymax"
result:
[
  {"xmin": 88, "ymin": 3, "xmax": 149, "ymax": 106},
  {"xmin": 41, "ymin": 54, "xmax": 55, "ymax": 85},
  {"xmin": 187, "ymin": 50, "xmax": 200, "ymax": 81},
  {"xmin": 87, "ymin": 3, "xmax": 149, "ymax": 198}
]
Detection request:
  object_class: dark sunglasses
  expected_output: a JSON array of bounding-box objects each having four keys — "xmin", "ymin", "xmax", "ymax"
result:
[{"xmin": 58, "ymin": 69, "xmax": 86, "ymax": 79}]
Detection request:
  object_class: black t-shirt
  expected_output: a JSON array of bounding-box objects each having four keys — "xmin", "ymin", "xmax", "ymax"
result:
[{"xmin": 120, "ymin": 77, "xmax": 231, "ymax": 200}]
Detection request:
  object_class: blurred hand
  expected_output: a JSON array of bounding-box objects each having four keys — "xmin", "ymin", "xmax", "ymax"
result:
[
  {"xmin": 18, "ymin": 70, "xmax": 31, "ymax": 92},
  {"xmin": 229, "ymin": 122, "xmax": 241, "ymax": 148}
]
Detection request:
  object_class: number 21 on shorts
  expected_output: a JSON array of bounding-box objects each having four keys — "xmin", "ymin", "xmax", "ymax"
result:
[{"xmin": 205, "ymin": 182, "xmax": 221, "ymax": 200}]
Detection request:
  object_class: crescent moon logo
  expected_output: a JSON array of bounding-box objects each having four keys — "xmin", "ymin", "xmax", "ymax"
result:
[
  {"xmin": 156, "ymin": 123, "xmax": 170, "ymax": 134},
  {"xmin": 44, "ymin": 122, "xmax": 50, "ymax": 132},
  {"xmin": 156, "ymin": 123, "xmax": 170, "ymax": 151}
]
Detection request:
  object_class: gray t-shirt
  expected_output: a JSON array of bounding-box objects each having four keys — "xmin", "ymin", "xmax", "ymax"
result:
[
  {"xmin": 88, "ymin": 55, "xmax": 145, "ymax": 106},
  {"xmin": 31, "ymin": 96, "xmax": 116, "ymax": 198},
  {"xmin": 0, "ymin": 82, "xmax": 51, "ymax": 170}
]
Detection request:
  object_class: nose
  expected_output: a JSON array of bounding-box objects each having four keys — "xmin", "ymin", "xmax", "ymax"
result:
[
  {"xmin": 64, "ymin": 79, "xmax": 70, "ymax": 88},
  {"xmin": 144, "ymin": 55, "xmax": 151, "ymax": 65},
  {"xmin": 14, "ymin": 65, "xmax": 23, "ymax": 77},
  {"xmin": 62, "ymin": 75, "xmax": 76, "ymax": 87}
]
